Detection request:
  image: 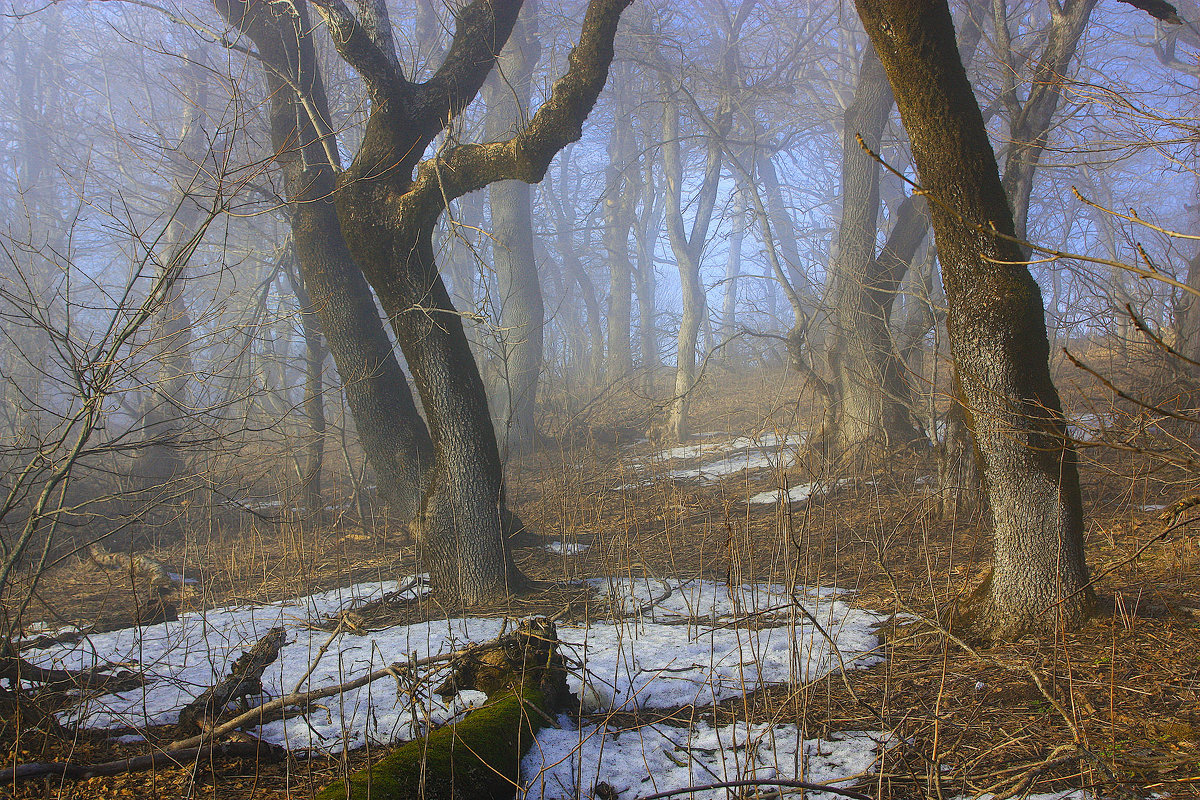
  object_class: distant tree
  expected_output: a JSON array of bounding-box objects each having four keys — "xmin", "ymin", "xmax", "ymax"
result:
[
  {"xmin": 855, "ymin": 0, "xmax": 1092, "ymax": 638},
  {"xmin": 483, "ymin": 0, "xmax": 544, "ymax": 456},
  {"xmin": 127, "ymin": 59, "xmax": 209, "ymax": 487},
  {"xmin": 603, "ymin": 59, "xmax": 638, "ymax": 383},
  {"xmin": 822, "ymin": 42, "xmax": 924, "ymax": 461}
]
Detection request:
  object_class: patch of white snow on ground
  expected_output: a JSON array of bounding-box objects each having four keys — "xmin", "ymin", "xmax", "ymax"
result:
[
  {"xmin": 523, "ymin": 723, "xmax": 890, "ymax": 800},
  {"xmin": 544, "ymin": 541, "xmax": 590, "ymax": 555},
  {"xmin": 21, "ymin": 575, "xmax": 889, "ymax": 789},
  {"xmin": 748, "ymin": 482, "xmax": 838, "ymax": 505}
]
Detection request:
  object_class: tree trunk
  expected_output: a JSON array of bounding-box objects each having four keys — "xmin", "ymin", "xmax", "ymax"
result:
[
  {"xmin": 304, "ymin": 0, "xmax": 630, "ymax": 603},
  {"xmin": 282, "ymin": 248, "xmax": 328, "ymax": 520},
  {"xmin": 547, "ymin": 160, "xmax": 605, "ymax": 385},
  {"xmin": 721, "ymin": 188, "xmax": 747, "ymax": 362},
  {"xmin": 215, "ymin": 0, "xmax": 435, "ymax": 522},
  {"xmin": 823, "ymin": 43, "xmax": 922, "ymax": 461},
  {"xmin": 129, "ymin": 67, "xmax": 206, "ymax": 487},
  {"xmin": 603, "ymin": 62, "xmax": 637, "ymax": 382},
  {"xmin": 995, "ymin": 0, "xmax": 1097, "ymax": 246},
  {"xmin": 632, "ymin": 141, "xmax": 663, "ymax": 392},
  {"xmin": 662, "ymin": 92, "xmax": 726, "ymax": 443},
  {"xmin": 856, "ymin": 0, "xmax": 1092, "ymax": 639},
  {"xmin": 484, "ymin": 2, "xmax": 544, "ymax": 456}
]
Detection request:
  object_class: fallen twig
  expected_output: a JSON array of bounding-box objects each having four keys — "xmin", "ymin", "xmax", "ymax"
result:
[{"xmin": 636, "ymin": 777, "xmax": 872, "ymax": 800}]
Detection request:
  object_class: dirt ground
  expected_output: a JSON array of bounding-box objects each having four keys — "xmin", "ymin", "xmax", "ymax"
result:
[{"xmin": 3, "ymin": 366, "xmax": 1200, "ymax": 799}]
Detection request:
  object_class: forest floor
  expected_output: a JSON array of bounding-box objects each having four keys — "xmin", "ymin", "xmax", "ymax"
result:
[{"xmin": 3, "ymin": 365, "xmax": 1200, "ymax": 799}]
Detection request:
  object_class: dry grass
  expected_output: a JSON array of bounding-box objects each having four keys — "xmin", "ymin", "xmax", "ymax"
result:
[{"xmin": 4, "ymin": 363, "xmax": 1200, "ymax": 799}]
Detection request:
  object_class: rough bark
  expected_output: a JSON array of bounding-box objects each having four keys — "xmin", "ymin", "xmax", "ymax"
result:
[
  {"xmin": 856, "ymin": 0, "xmax": 1092, "ymax": 639},
  {"xmin": 215, "ymin": 0, "xmax": 434, "ymax": 521},
  {"xmin": 315, "ymin": 619, "xmax": 568, "ymax": 800},
  {"xmin": 308, "ymin": 0, "xmax": 630, "ymax": 603},
  {"xmin": 176, "ymin": 627, "xmax": 287, "ymax": 735},
  {"xmin": 484, "ymin": 1, "xmax": 544, "ymax": 456}
]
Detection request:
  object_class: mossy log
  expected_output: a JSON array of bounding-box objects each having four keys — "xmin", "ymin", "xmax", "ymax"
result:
[{"xmin": 315, "ymin": 618, "xmax": 569, "ymax": 800}]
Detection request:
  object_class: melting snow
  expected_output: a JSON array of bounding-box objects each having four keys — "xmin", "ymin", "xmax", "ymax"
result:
[
  {"xmin": 748, "ymin": 482, "xmax": 837, "ymax": 505},
  {"xmin": 544, "ymin": 541, "xmax": 591, "ymax": 555},
  {"xmin": 19, "ymin": 575, "xmax": 889, "ymax": 795}
]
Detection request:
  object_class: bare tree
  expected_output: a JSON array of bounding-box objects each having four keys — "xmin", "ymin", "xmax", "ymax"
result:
[
  {"xmin": 856, "ymin": 0, "xmax": 1092, "ymax": 638},
  {"xmin": 215, "ymin": 0, "xmax": 436, "ymax": 522},
  {"xmin": 270, "ymin": 0, "xmax": 630, "ymax": 603}
]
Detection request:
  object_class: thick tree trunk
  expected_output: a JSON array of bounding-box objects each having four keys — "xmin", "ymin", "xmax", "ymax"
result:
[
  {"xmin": 823, "ymin": 43, "xmax": 922, "ymax": 460},
  {"xmin": 484, "ymin": 3, "xmax": 544, "ymax": 456},
  {"xmin": 215, "ymin": 0, "xmax": 434, "ymax": 522},
  {"xmin": 857, "ymin": 0, "xmax": 1092, "ymax": 639},
  {"xmin": 302, "ymin": 0, "xmax": 629, "ymax": 603}
]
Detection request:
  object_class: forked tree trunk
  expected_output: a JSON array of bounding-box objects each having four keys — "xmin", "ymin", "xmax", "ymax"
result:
[
  {"xmin": 662, "ymin": 93, "xmax": 726, "ymax": 443},
  {"xmin": 856, "ymin": 0, "xmax": 1092, "ymax": 639},
  {"xmin": 632, "ymin": 139, "xmax": 663, "ymax": 392},
  {"xmin": 216, "ymin": 0, "xmax": 435, "ymax": 522},
  {"xmin": 308, "ymin": 0, "xmax": 629, "ymax": 603}
]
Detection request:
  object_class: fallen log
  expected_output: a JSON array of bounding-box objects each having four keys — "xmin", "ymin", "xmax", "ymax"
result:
[
  {"xmin": 0, "ymin": 654, "xmax": 143, "ymax": 693},
  {"xmin": 167, "ymin": 648, "xmax": 460, "ymax": 751},
  {"xmin": 8, "ymin": 740, "xmax": 285, "ymax": 783},
  {"xmin": 176, "ymin": 627, "xmax": 286, "ymax": 735},
  {"xmin": 315, "ymin": 617, "xmax": 570, "ymax": 800}
]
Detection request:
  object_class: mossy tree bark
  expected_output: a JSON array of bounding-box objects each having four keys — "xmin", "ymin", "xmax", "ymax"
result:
[
  {"xmin": 306, "ymin": 0, "xmax": 630, "ymax": 603},
  {"xmin": 215, "ymin": 0, "xmax": 434, "ymax": 522},
  {"xmin": 855, "ymin": 0, "xmax": 1092, "ymax": 639}
]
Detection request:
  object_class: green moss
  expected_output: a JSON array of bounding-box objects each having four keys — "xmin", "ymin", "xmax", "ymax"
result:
[{"xmin": 315, "ymin": 684, "xmax": 550, "ymax": 800}]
